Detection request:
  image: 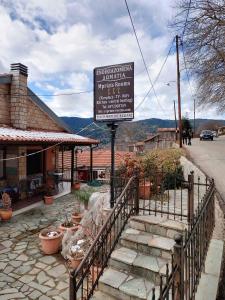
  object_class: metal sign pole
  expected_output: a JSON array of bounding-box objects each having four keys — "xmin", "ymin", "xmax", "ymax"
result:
[{"xmin": 107, "ymin": 122, "xmax": 118, "ymax": 208}]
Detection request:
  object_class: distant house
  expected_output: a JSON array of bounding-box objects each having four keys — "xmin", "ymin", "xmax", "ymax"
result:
[
  {"xmin": 144, "ymin": 134, "xmax": 160, "ymax": 151},
  {"xmin": 0, "ymin": 63, "xmax": 98, "ymax": 211},
  {"xmin": 58, "ymin": 149, "xmax": 135, "ymax": 181},
  {"xmin": 157, "ymin": 128, "xmax": 177, "ymax": 140}
]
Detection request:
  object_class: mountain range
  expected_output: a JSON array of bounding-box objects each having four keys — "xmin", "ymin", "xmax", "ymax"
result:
[{"xmin": 62, "ymin": 117, "xmax": 225, "ymax": 144}]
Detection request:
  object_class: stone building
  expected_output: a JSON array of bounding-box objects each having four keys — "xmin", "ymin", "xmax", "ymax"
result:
[{"xmin": 0, "ymin": 63, "xmax": 98, "ymax": 210}]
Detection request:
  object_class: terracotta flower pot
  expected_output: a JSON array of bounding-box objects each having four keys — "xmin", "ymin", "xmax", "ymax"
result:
[
  {"xmin": 71, "ymin": 212, "xmax": 83, "ymax": 224},
  {"xmin": 39, "ymin": 230, "xmax": 63, "ymax": 255},
  {"xmin": 58, "ymin": 223, "xmax": 79, "ymax": 234},
  {"xmin": 68, "ymin": 255, "xmax": 84, "ymax": 270},
  {"xmin": 0, "ymin": 208, "xmax": 13, "ymax": 221},
  {"xmin": 139, "ymin": 182, "xmax": 151, "ymax": 200},
  {"xmin": 44, "ymin": 196, "xmax": 54, "ymax": 205},
  {"xmin": 72, "ymin": 182, "xmax": 80, "ymax": 190}
]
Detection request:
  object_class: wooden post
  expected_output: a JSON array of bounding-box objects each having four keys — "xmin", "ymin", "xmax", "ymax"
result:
[
  {"xmin": 176, "ymin": 35, "xmax": 183, "ymax": 148},
  {"xmin": 174, "ymin": 233, "xmax": 184, "ymax": 300},
  {"xmin": 42, "ymin": 145, "xmax": 46, "ymax": 185},
  {"xmin": 71, "ymin": 146, "xmax": 75, "ymax": 188},
  {"xmin": 188, "ymin": 171, "xmax": 194, "ymax": 224}
]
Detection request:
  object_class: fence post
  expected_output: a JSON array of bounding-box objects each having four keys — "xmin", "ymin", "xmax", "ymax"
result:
[
  {"xmin": 69, "ymin": 271, "xmax": 76, "ymax": 300},
  {"xmin": 188, "ymin": 171, "xmax": 194, "ymax": 224},
  {"xmin": 174, "ymin": 233, "xmax": 184, "ymax": 300},
  {"xmin": 134, "ymin": 168, "xmax": 139, "ymax": 215}
]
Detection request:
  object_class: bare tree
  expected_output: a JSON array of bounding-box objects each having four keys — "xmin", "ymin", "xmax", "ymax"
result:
[{"xmin": 173, "ymin": 0, "xmax": 225, "ymax": 111}]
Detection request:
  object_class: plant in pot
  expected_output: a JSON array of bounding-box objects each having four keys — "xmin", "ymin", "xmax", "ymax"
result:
[
  {"xmin": 67, "ymin": 239, "xmax": 88, "ymax": 270},
  {"xmin": 39, "ymin": 228, "xmax": 63, "ymax": 255},
  {"xmin": 0, "ymin": 192, "xmax": 13, "ymax": 221},
  {"xmin": 58, "ymin": 213, "xmax": 79, "ymax": 234},
  {"xmin": 73, "ymin": 189, "xmax": 92, "ymax": 210},
  {"xmin": 43, "ymin": 185, "xmax": 55, "ymax": 205},
  {"xmin": 71, "ymin": 202, "xmax": 83, "ymax": 224}
]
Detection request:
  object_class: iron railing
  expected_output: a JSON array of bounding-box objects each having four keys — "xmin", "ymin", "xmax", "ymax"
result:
[
  {"xmin": 69, "ymin": 169, "xmax": 215, "ymax": 300},
  {"xmin": 154, "ymin": 178, "xmax": 215, "ymax": 300},
  {"xmin": 69, "ymin": 176, "xmax": 138, "ymax": 300}
]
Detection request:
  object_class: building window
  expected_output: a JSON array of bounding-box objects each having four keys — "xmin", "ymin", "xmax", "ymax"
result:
[
  {"xmin": 0, "ymin": 149, "xmax": 6, "ymax": 179},
  {"xmin": 27, "ymin": 150, "xmax": 42, "ymax": 175}
]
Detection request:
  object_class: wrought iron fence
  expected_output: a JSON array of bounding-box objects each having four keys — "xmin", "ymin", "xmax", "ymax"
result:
[
  {"xmin": 69, "ymin": 176, "xmax": 138, "ymax": 300},
  {"xmin": 69, "ymin": 169, "xmax": 215, "ymax": 300},
  {"xmin": 152, "ymin": 178, "xmax": 215, "ymax": 300}
]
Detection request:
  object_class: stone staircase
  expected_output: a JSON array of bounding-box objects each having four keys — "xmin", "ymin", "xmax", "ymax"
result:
[{"xmin": 92, "ymin": 215, "xmax": 187, "ymax": 300}]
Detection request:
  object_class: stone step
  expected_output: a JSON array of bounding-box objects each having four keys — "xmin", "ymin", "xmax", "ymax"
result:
[
  {"xmin": 120, "ymin": 227, "xmax": 175, "ymax": 259},
  {"xmin": 98, "ymin": 267, "xmax": 159, "ymax": 300},
  {"xmin": 129, "ymin": 215, "xmax": 187, "ymax": 239},
  {"xmin": 91, "ymin": 291, "xmax": 118, "ymax": 300},
  {"xmin": 109, "ymin": 246, "xmax": 171, "ymax": 285}
]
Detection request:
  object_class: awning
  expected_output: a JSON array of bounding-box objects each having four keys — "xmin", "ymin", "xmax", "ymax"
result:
[{"xmin": 0, "ymin": 127, "xmax": 98, "ymax": 145}]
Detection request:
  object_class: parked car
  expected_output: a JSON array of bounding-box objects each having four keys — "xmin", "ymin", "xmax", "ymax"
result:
[{"xmin": 200, "ymin": 130, "xmax": 214, "ymax": 141}]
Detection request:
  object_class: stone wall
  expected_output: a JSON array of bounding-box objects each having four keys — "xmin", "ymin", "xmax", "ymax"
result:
[
  {"xmin": 27, "ymin": 97, "xmax": 64, "ymax": 132},
  {"xmin": 0, "ymin": 84, "xmax": 10, "ymax": 125},
  {"xmin": 10, "ymin": 71, "xmax": 28, "ymax": 129}
]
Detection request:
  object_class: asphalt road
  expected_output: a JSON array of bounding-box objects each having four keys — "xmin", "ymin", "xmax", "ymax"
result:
[{"xmin": 186, "ymin": 136, "xmax": 225, "ymax": 199}]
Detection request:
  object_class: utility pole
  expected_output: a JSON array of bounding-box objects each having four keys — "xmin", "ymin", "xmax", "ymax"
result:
[
  {"xmin": 174, "ymin": 100, "xmax": 178, "ymax": 140},
  {"xmin": 193, "ymin": 98, "xmax": 196, "ymax": 135},
  {"xmin": 176, "ymin": 35, "xmax": 182, "ymax": 148}
]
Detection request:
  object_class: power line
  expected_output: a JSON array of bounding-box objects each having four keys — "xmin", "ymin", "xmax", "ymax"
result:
[
  {"xmin": 124, "ymin": 0, "xmax": 167, "ymax": 114},
  {"xmin": 135, "ymin": 38, "xmax": 175, "ymax": 111},
  {"xmin": 0, "ymin": 90, "xmax": 93, "ymax": 97}
]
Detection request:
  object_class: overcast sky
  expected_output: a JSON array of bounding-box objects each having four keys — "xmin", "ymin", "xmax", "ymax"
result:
[{"xmin": 0, "ymin": 0, "xmax": 223, "ymax": 121}]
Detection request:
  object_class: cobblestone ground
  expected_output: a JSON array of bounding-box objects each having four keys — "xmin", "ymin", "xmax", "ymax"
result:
[{"xmin": 0, "ymin": 193, "xmax": 80, "ymax": 300}]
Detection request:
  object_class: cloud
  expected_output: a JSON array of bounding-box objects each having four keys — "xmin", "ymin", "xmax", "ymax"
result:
[{"xmin": 0, "ymin": 0, "xmax": 222, "ymax": 121}]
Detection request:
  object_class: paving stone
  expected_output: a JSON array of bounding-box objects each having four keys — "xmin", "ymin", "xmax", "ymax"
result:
[
  {"xmin": 9, "ymin": 260, "xmax": 22, "ymax": 268},
  {"xmin": 1, "ymin": 240, "xmax": 13, "ymax": 248},
  {"xmin": 0, "ymin": 262, "xmax": 7, "ymax": 270},
  {"xmin": 15, "ymin": 265, "xmax": 32, "ymax": 275},
  {"xmin": 45, "ymin": 279, "xmax": 56, "ymax": 288},
  {"xmin": 39, "ymin": 256, "xmax": 57, "ymax": 264},
  {"xmin": 28, "ymin": 290, "xmax": 42, "ymax": 299},
  {"xmin": 99, "ymin": 268, "xmax": 128, "ymax": 289},
  {"xmin": 36, "ymin": 262, "xmax": 48, "ymax": 269},
  {"xmin": 16, "ymin": 254, "xmax": 29, "ymax": 262},
  {"xmin": 0, "ymin": 282, "xmax": 7, "ymax": 288},
  {"xmin": 119, "ymin": 277, "xmax": 154, "ymax": 299},
  {"xmin": 46, "ymin": 265, "xmax": 67, "ymax": 278},
  {"xmin": 19, "ymin": 275, "xmax": 35, "ymax": 284},
  {"xmin": 8, "ymin": 254, "xmax": 18, "ymax": 260},
  {"xmin": 0, "ymin": 274, "xmax": 16, "ymax": 283},
  {"xmin": 24, "ymin": 259, "xmax": 36, "ymax": 266},
  {"xmin": 4, "ymin": 266, "xmax": 15, "ymax": 274},
  {"xmin": 0, "ymin": 292, "xmax": 25, "ymax": 299},
  {"xmin": 28, "ymin": 281, "xmax": 51, "ymax": 293},
  {"xmin": 148, "ymin": 236, "xmax": 174, "ymax": 251},
  {"xmin": 20, "ymin": 284, "xmax": 30, "ymax": 292},
  {"xmin": 111, "ymin": 247, "xmax": 137, "ymax": 265},
  {"xmin": 0, "ymin": 288, "xmax": 18, "ymax": 295},
  {"xmin": 56, "ymin": 281, "xmax": 68, "ymax": 290},
  {"xmin": 29, "ymin": 267, "xmax": 40, "ymax": 275},
  {"xmin": 39, "ymin": 295, "xmax": 52, "ymax": 300},
  {"xmin": 37, "ymin": 271, "xmax": 50, "ymax": 284}
]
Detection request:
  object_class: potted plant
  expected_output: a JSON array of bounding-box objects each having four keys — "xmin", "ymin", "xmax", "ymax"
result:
[
  {"xmin": 71, "ymin": 202, "xmax": 83, "ymax": 224},
  {"xmin": 39, "ymin": 228, "xmax": 63, "ymax": 255},
  {"xmin": 72, "ymin": 181, "xmax": 81, "ymax": 191},
  {"xmin": 73, "ymin": 189, "xmax": 92, "ymax": 210},
  {"xmin": 58, "ymin": 214, "xmax": 79, "ymax": 234},
  {"xmin": 43, "ymin": 185, "xmax": 55, "ymax": 205},
  {"xmin": 0, "ymin": 192, "xmax": 13, "ymax": 221},
  {"xmin": 67, "ymin": 239, "xmax": 87, "ymax": 269}
]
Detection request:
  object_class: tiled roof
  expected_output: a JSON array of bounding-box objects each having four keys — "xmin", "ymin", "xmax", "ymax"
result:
[
  {"xmin": 144, "ymin": 134, "xmax": 159, "ymax": 142},
  {"xmin": 0, "ymin": 127, "xmax": 98, "ymax": 145},
  {"xmin": 58, "ymin": 149, "xmax": 135, "ymax": 168}
]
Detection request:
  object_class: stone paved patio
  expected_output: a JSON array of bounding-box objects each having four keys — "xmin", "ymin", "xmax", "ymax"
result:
[{"xmin": 0, "ymin": 193, "xmax": 81, "ymax": 300}]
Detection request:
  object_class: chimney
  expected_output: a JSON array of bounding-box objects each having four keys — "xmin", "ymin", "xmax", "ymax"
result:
[{"xmin": 10, "ymin": 63, "xmax": 28, "ymax": 129}]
